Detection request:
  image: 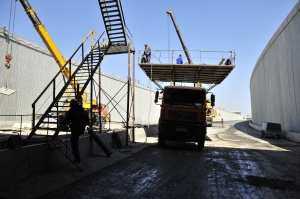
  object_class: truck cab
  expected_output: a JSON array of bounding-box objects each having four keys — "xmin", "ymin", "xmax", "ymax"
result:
[{"xmin": 155, "ymin": 86, "xmax": 215, "ymax": 150}]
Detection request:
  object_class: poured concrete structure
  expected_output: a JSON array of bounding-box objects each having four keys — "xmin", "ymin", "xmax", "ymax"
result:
[{"xmin": 250, "ymin": 2, "xmax": 300, "ymax": 141}]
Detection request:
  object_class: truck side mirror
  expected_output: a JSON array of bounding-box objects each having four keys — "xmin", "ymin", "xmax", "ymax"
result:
[
  {"xmin": 154, "ymin": 90, "xmax": 159, "ymax": 103},
  {"xmin": 211, "ymin": 94, "xmax": 215, "ymax": 107}
]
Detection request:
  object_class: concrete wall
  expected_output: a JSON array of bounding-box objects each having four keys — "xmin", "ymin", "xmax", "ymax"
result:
[
  {"xmin": 215, "ymin": 109, "xmax": 246, "ymax": 121},
  {"xmin": 0, "ymin": 27, "xmax": 62, "ymax": 117},
  {"xmin": 0, "ymin": 125, "xmax": 157, "ymax": 187},
  {"xmin": 250, "ymin": 2, "xmax": 300, "ymax": 134},
  {"xmin": 0, "ymin": 27, "xmax": 160, "ymax": 129}
]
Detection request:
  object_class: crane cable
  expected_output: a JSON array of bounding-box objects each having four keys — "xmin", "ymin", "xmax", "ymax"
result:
[
  {"xmin": 4, "ymin": 0, "xmax": 17, "ymax": 89},
  {"xmin": 167, "ymin": 13, "xmax": 170, "ymax": 63}
]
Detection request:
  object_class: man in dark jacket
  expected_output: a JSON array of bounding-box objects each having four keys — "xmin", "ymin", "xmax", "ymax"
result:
[
  {"xmin": 60, "ymin": 98, "xmax": 90, "ymax": 163},
  {"xmin": 143, "ymin": 44, "xmax": 151, "ymax": 63}
]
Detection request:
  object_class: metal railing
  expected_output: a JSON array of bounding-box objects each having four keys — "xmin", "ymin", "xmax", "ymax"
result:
[
  {"xmin": 0, "ymin": 114, "xmax": 40, "ymax": 137},
  {"xmin": 138, "ymin": 49, "xmax": 235, "ymax": 65}
]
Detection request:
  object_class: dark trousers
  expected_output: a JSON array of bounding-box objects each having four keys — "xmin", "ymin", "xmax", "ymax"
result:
[{"xmin": 70, "ymin": 133, "xmax": 80, "ymax": 162}]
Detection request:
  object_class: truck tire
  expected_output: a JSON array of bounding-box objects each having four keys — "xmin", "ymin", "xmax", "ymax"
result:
[
  {"xmin": 198, "ymin": 138, "xmax": 205, "ymax": 150},
  {"xmin": 260, "ymin": 131, "xmax": 264, "ymax": 138},
  {"xmin": 158, "ymin": 134, "xmax": 165, "ymax": 147}
]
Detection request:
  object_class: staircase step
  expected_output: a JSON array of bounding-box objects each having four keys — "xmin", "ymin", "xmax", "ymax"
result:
[
  {"xmin": 105, "ymin": 19, "xmax": 122, "ymax": 23},
  {"xmin": 109, "ymin": 36, "xmax": 126, "ymax": 40},
  {"xmin": 101, "ymin": 4, "xmax": 118, "ymax": 9},
  {"xmin": 108, "ymin": 27, "xmax": 123, "ymax": 31},
  {"xmin": 102, "ymin": 9, "xmax": 119, "ymax": 14},
  {"xmin": 37, "ymin": 127, "xmax": 58, "ymax": 130},
  {"xmin": 103, "ymin": 14, "xmax": 120, "ymax": 19},
  {"xmin": 42, "ymin": 121, "xmax": 59, "ymax": 124},
  {"xmin": 99, "ymin": 0, "xmax": 117, "ymax": 4},
  {"xmin": 109, "ymin": 32, "xmax": 125, "ymax": 35},
  {"xmin": 105, "ymin": 22, "xmax": 122, "ymax": 26}
]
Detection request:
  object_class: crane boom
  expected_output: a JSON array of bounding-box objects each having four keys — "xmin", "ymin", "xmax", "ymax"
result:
[
  {"xmin": 19, "ymin": 0, "xmax": 77, "ymax": 90},
  {"xmin": 167, "ymin": 10, "xmax": 193, "ymax": 64}
]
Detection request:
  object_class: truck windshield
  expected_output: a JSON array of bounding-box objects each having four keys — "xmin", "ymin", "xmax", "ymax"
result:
[{"xmin": 164, "ymin": 88, "xmax": 205, "ymax": 107}]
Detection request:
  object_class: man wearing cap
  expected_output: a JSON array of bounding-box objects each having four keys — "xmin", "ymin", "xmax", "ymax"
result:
[
  {"xmin": 143, "ymin": 44, "xmax": 151, "ymax": 63},
  {"xmin": 176, "ymin": 54, "xmax": 183, "ymax": 64},
  {"xmin": 60, "ymin": 98, "xmax": 90, "ymax": 163}
]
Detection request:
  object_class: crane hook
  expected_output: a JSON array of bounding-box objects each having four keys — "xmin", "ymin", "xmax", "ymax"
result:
[{"xmin": 5, "ymin": 54, "xmax": 12, "ymax": 69}]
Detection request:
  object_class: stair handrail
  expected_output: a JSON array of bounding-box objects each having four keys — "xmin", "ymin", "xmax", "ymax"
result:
[
  {"xmin": 118, "ymin": 0, "xmax": 134, "ymax": 47},
  {"xmin": 31, "ymin": 33, "xmax": 106, "ymax": 129}
]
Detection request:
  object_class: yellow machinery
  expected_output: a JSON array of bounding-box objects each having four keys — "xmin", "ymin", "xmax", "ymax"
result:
[
  {"xmin": 206, "ymin": 99, "xmax": 213, "ymax": 127},
  {"xmin": 19, "ymin": 0, "xmax": 97, "ymax": 109},
  {"xmin": 206, "ymin": 97, "xmax": 220, "ymax": 127}
]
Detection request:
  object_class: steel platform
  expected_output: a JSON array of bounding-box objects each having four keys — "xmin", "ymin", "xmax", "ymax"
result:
[{"xmin": 139, "ymin": 63, "xmax": 235, "ymax": 85}]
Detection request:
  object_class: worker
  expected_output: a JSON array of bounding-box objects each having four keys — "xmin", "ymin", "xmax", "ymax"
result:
[
  {"xmin": 176, "ymin": 54, "xmax": 183, "ymax": 64},
  {"xmin": 143, "ymin": 44, "xmax": 151, "ymax": 63},
  {"xmin": 60, "ymin": 98, "xmax": 90, "ymax": 163}
]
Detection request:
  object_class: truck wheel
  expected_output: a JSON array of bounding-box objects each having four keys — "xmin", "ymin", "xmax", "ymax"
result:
[
  {"xmin": 198, "ymin": 139, "xmax": 205, "ymax": 150},
  {"xmin": 158, "ymin": 135, "xmax": 165, "ymax": 147},
  {"xmin": 260, "ymin": 131, "xmax": 264, "ymax": 138}
]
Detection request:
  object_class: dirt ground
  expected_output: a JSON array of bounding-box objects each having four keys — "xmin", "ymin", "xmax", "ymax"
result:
[{"xmin": 1, "ymin": 120, "xmax": 300, "ymax": 199}]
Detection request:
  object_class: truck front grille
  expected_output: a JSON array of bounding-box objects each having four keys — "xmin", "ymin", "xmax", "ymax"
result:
[{"xmin": 168, "ymin": 110, "xmax": 198, "ymax": 120}]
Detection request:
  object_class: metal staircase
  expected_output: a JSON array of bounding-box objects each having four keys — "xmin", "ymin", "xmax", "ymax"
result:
[
  {"xmin": 48, "ymin": 137, "xmax": 89, "ymax": 170},
  {"xmin": 26, "ymin": 0, "xmax": 134, "ymax": 141},
  {"xmin": 98, "ymin": 0, "xmax": 127, "ymax": 45},
  {"xmin": 27, "ymin": 39, "xmax": 108, "ymax": 140},
  {"xmin": 98, "ymin": 0, "xmax": 134, "ymax": 55}
]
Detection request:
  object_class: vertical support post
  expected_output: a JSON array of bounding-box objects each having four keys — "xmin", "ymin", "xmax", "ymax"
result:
[
  {"xmin": 109, "ymin": 113, "xmax": 111, "ymax": 130},
  {"xmin": 132, "ymin": 51, "xmax": 135, "ymax": 142},
  {"xmin": 82, "ymin": 44, "xmax": 84, "ymax": 61},
  {"xmin": 172, "ymin": 50, "xmax": 174, "ymax": 64},
  {"xmin": 126, "ymin": 43, "xmax": 131, "ymax": 146},
  {"xmin": 20, "ymin": 115, "xmax": 22, "ymax": 137},
  {"xmin": 90, "ymin": 78, "xmax": 93, "ymax": 130},
  {"xmin": 69, "ymin": 62, "xmax": 71, "ymax": 84},
  {"xmin": 53, "ymin": 79, "xmax": 55, "ymax": 101},
  {"xmin": 32, "ymin": 104, "xmax": 35, "ymax": 132},
  {"xmin": 99, "ymin": 62, "xmax": 102, "ymax": 132}
]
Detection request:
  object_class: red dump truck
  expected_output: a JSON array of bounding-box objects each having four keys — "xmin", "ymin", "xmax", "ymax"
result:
[{"xmin": 155, "ymin": 86, "xmax": 215, "ymax": 150}]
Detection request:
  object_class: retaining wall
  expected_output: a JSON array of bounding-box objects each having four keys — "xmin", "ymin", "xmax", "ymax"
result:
[{"xmin": 250, "ymin": 2, "xmax": 300, "ymax": 134}]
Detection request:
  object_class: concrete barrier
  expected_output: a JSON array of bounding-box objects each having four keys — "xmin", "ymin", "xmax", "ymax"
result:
[{"xmin": 0, "ymin": 125, "xmax": 158, "ymax": 187}]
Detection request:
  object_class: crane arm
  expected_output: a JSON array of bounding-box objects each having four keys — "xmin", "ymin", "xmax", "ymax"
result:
[
  {"xmin": 19, "ymin": 0, "xmax": 76, "ymax": 87},
  {"xmin": 167, "ymin": 10, "xmax": 193, "ymax": 64}
]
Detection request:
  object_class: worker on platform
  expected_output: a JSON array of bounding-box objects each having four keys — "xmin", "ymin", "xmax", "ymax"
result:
[
  {"xmin": 176, "ymin": 54, "xmax": 183, "ymax": 64},
  {"xmin": 143, "ymin": 44, "xmax": 151, "ymax": 63},
  {"xmin": 60, "ymin": 98, "xmax": 90, "ymax": 163}
]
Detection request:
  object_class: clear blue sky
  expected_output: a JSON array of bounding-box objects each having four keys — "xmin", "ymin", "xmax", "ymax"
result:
[{"xmin": 0, "ymin": 0, "xmax": 298, "ymax": 116}]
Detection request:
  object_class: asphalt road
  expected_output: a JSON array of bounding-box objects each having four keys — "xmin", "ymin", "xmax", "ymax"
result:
[
  {"xmin": 39, "ymin": 121, "xmax": 300, "ymax": 199},
  {"xmin": 1, "ymin": 120, "xmax": 300, "ymax": 199}
]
